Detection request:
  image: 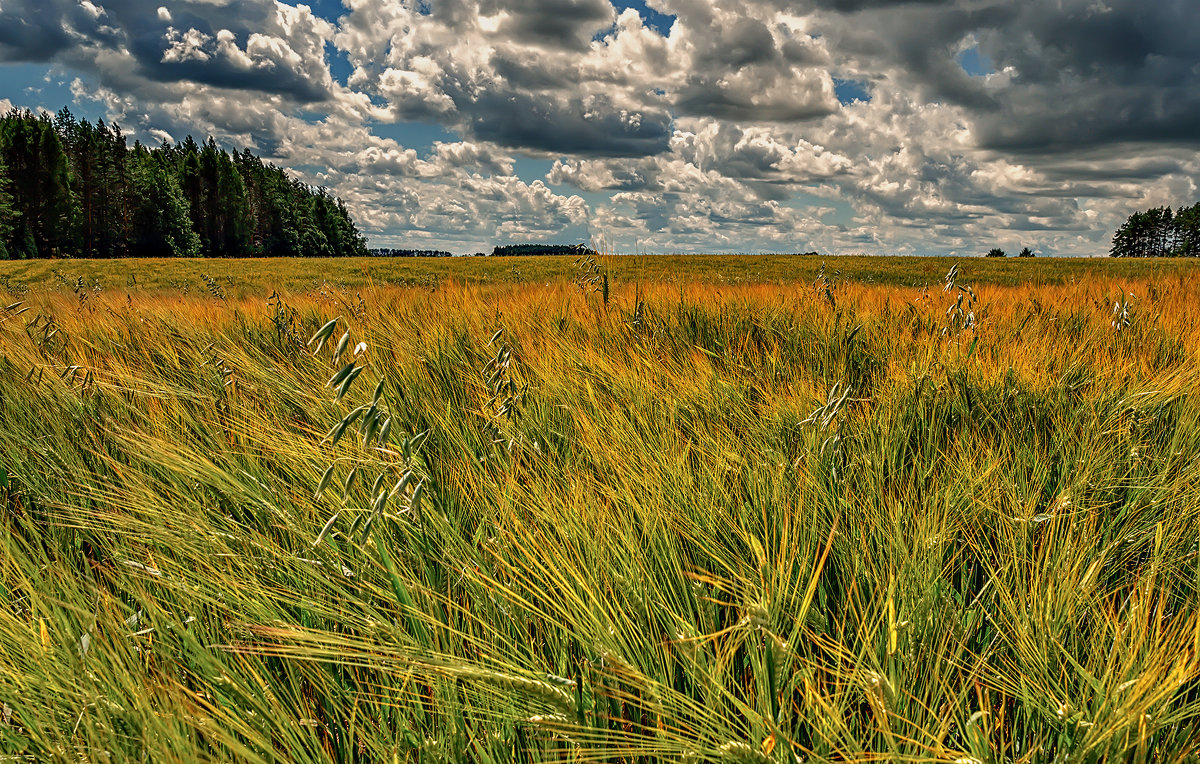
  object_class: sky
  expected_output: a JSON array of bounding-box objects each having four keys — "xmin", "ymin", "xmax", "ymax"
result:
[{"xmin": 1, "ymin": 0, "xmax": 1198, "ymax": 256}]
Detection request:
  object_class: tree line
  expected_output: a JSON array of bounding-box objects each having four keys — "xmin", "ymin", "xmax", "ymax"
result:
[
  {"xmin": 0, "ymin": 108, "xmax": 368, "ymax": 259},
  {"xmin": 490, "ymin": 243, "xmax": 595, "ymax": 257},
  {"xmin": 1110, "ymin": 203, "xmax": 1200, "ymax": 258},
  {"xmin": 368, "ymin": 248, "xmax": 454, "ymax": 258},
  {"xmin": 985, "ymin": 247, "xmax": 1035, "ymax": 257}
]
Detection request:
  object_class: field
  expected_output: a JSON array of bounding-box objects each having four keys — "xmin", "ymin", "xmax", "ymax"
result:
[
  {"xmin": 2, "ymin": 253, "xmax": 1200, "ymax": 296},
  {"xmin": 1, "ymin": 255, "xmax": 1198, "ymax": 762}
]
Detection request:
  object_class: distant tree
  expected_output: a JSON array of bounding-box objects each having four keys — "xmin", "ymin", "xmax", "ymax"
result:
[
  {"xmin": 369, "ymin": 248, "xmax": 454, "ymax": 257},
  {"xmin": 1017, "ymin": 247, "xmax": 1034, "ymax": 257},
  {"xmin": 0, "ymin": 109, "xmax": 79, "ymax": 257},
  {"xmin": 0, "ymin": 107, "xmax": 367, "ymax": 258},
  {"xmin": 986, "ymin": 247, "xmax": 1006, "ymax": 257},
  {"xmin": 58, "ymin": 111, "xmax": 140, "ymax": 258},
  {"xmin": 1172, "ymin": 202, "xmax": 1200, "ymax": 257},
  {"xmin": 0, "ymin": 152, "xmax": 13, "ymax": 259},
  {"xmin": 1111, "ymin": 211, "xmax": 1143, "ymax": 257},
  {"xmin": 194, "ymin": 138, "xmax": 250, "ymax": 257},
  {"xmin": 312, "ymin": 189, "xmax": 368, "ymax": 258},
  {"xmin": 127, "ymin": 144, "xmax": 199, "ymax": 257},
  {"xmin": 1110, "ymin": 204, "xmax": 1196, "ymax": 257},
  {"xmin": 492, "ymin": 243, "xmax": 596, "ymax": 257},
  {"xmin": 1146, "ymin": 206, "xmax": 1175, "ymax": 256}
]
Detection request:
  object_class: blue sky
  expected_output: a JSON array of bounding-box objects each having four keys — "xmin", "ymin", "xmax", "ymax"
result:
[{"xmin": 2, "ymin": 0, "xmax": 1198, "ymax": 255}]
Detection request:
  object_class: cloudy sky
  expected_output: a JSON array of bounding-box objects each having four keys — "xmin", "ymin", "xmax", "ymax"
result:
[{"xmin": 1, "ymin": 0, "xmax": 1197, "ymax": 255}]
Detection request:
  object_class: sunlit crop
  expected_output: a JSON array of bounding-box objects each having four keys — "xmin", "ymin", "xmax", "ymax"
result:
[{"xmin": 1, "ymin": 258, "xmax": 1198, "ymax": 762}]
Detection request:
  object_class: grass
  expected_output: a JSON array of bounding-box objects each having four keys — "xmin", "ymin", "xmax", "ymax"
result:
[
  {"xmin": 2, "ymin": 253, "xmax": 1200, "ymax": 298},
  {"xmin": 1, "ymin": 257, "xmax": 1198, "ymax": 762}
]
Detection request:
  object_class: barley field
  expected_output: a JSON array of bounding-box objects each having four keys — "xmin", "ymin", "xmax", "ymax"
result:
[{"xmin": 1, "ymin": 257, "xmax": 1198, "ymax": 762}]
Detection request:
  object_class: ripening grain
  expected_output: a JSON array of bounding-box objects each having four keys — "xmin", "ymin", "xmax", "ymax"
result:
[{"xmin": 0, "ymin": 259, "xmax": 1197, "ymax": 762}]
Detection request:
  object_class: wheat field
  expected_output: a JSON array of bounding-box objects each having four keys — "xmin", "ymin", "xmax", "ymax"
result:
[{"xmin": 1, "ymin": 258, "xmax": 1198, "ymax": 762}]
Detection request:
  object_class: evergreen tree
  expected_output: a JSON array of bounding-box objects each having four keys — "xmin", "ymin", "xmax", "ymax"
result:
[
  {"xmin": 1110, "ymin": 205, "xmax": 1194, "ymax": 257},
  {"xmin": 0, "ymin": 153, "xmax": 14, "ymax": 259},
  {"xmin": 1111, "ymin": 210, "xmax": 1148, "ymax": 257},
  {"xmin": 101, "ymin": 120, "xmax": 134, "ymax": 257},
  {"xmin": 1175, "ymin": 203, "xmax": 1200, "ymax": 258},
  {"xmin": 234, "ymin": 148, "xmax": 268, "ymax": 255},
  {"xmin": 128, "ymin": 144, "xmax": 199, "ymax": 257},
  {"xmin": 334, "ymin": 196, "xmax": 368, "ymax": 257},
  {"xmin": 176, "ymin": 136, "xmax": 207, "ymax": 254},
  {"xmin": 0, "ymin": 107, "xmax": 367, "ymax": 258},
  {"xmin": 1147, "ymin": 206, "xmax": 1174, "ymax": 257},
  {"xmin": 213, "ymin": 145, "xmax": 251, "ymax": 256},
  {"xmin": 0, "ymin": 109, "xmax": 79, "ymax": 257},
  {"xmin": 58, "ymin": 111, "xmax": 135, "ymax": 258},
  {"xmin": 291, "ymin": 180, "xmax": 330, "ymax": 257}
]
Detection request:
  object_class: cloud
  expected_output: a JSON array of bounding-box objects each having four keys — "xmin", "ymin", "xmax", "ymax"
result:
[
  {"xmin": 3, "ymin": 0, "xmax": 1198, "ymax": 255},
  {"xmin": 1, "ymin": 0, "xmax": 335, "ymax": 102},
  {"xmin": 799, "ymin": 0, "xmax": 1200, "ymax": 152},
  {"xmin": 0, "ymin": 0, "xmax": 110, "ymax": 61},
  {"xmin": 338, "ymin": 0, "xmax": 676, "ymax": 156},
  {"xmin": 483, "ymin": 0, "xmax": 616, "ymax": 50},
  {"xmin": 144, "ymin": 3, "xmax": 336, "ymax": 102},
  {"xmin": 467, "ymin": 91, "xmax": 673, "ymax": 157}
]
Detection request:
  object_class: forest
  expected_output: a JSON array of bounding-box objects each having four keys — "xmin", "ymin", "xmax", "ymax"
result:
[
  {"xmin": 490, "ymin": 243, "xmax": 596, "ymax": 257},
  {"xmin": 368, "ymin": 248, "xmax": 455, "ymax": 258},
  {"xmin": 0, "ymin": 108, "xmax": 367, "ymax": 259},
  {"xmin": 1109, "ymin": 203, "xmax": 1200, "ymax": 258}
]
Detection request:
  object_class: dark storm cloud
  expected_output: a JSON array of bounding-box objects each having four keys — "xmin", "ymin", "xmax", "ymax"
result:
[
  {"xmin": 780, "ymin": 37, "xmax": 827, "ymax": 66},
  {"xmin": 468, "ymin": 91, "xmax": 672, "ymax": 157},
  {"xmin": 824, "ymin": 3, "xmax": 1010, "ymax": 110},
  {"xmin": 479, "ymin": 0, "xmax": 615, "ymax": 49},
  {"xmin": 970, "ymin": 1, "xmax": 1200, "ymax": 150},
  {"xmin": 603, "ymin": 165, "xmax": 657, "ymax": 190},
  {"xmin": 742, "ymin": 181, "xmax": 793, "ymax": 201},
  {"xmin": 0, "ymin": 0, "xmax": 115, "ymax": 61},
  {"xmin": 818, "ymin": 0, "xmax": 953, "ymax": 8},
  {"xmin": 154, "ymin": 33, "xmax": 332, "ymax": 103},
  {"xmin": 490, "ymin": 51, "xmax": 580, "ymax": 90},
  {"xmin": 813, "ymin": 0, "xmax": 1200, "ymax": 151},
  {"xmin": 692, "ymin": 16, "xmax": 777, "ymax": 68},
  {"xmin": 0, "ymin": 0, "xmax": 333, "ymax": 102},
  {"xmin": 675, "ymin": 79, "xmax": 836, "ymax": 121},
  {"xmin": 976, "ymin": 89, "xmax": 1200, "ymax": 153},
  {"xmin": 665, "ymin": 9, "xmax": 837, "ymax": 122},
  {"xmin": 1037, "ymin": 156, "xmax": 1191, "ymax": 183},
  {"xmin": 981, "ymin": 1, "xmax": 1197, "ymax": 87}
]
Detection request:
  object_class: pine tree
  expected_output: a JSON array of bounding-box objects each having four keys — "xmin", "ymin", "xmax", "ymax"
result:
[
  {"xmin": 176, "ymin": 136, "xmax": 207, "ymax": 255},
  {"xmin": 0, "ymin": 108, "xmax": 367, "ymax": 258},
  {"xmin": 0, "ymin": 109, "xmax": 79, "ymax": 257},
  {"xmin": 234, "ymin": 148, "xmax": 267, "ymax": 255},
  {"xmin": 101, "ymin": 120, "xmax": 134, "ymax": 258},
  {"xmin": 0, "ymin": 152, "xmax": 14, "ymax": 259},
  {"xmin": 129, "ymin": 144, "xmax": 200, "ymax": 257},
  {"xmin": 213, "ymin": 145, "xmax": 250, "ymax": 256},
  {"xmin": 1174, "ymin": 203, "xmax": 1200, "ymax": 258},
  {"xmin": 1110, "ymin": 206, "xmax": 1196, "ymax": 257},
  {"xmin": 1111, "ymin": 211, "xmax": 1149, "ymax": 257}
]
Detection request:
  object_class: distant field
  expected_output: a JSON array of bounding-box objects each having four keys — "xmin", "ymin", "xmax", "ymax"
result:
[
  {"xmin": 2, "ymin": 254, "xmax": 1199, "ymax": 297},
  {"xmin": 1, "ymin": 260, "xmax": 1198, "ymax": 761}
]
